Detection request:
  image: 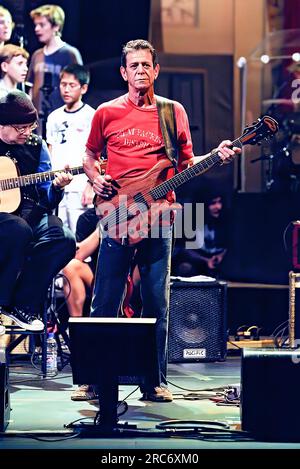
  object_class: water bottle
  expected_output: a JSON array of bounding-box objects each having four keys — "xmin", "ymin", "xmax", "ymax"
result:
[{"xmin": 46, "ymin": 332, "xmax": 57, "ymax": 376}]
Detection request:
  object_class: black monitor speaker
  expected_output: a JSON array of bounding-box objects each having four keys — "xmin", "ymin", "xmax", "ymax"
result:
[
  {"xmin": 241, "ymin": 348, "xmax": 300, "ymax": 441},
  {"xmin": 168, "ymin": 280, "xmax": 227, "ymax": 362},
  {"xmin": 69, "ymin": 317, "xmax": 158, "ymax": 429}
]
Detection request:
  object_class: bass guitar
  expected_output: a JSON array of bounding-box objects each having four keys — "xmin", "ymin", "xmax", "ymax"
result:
[{"xmin": 94, "ymin": 115, "xmax": 279, "ymax": 245}]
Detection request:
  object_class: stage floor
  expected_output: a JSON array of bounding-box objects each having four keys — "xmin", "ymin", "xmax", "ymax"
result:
[{"xmin": 1, "ymin": 355, "xmax": 300, "ymax": 453}]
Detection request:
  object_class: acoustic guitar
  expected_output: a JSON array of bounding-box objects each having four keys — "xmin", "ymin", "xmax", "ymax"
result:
[{"xmin": 0, "ymin": 157, "xmax": 85, "ymax": 213}]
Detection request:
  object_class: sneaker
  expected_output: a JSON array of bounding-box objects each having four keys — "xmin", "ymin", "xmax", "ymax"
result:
[
  {"xmin": 71, "ymin": 384, "xmax": 98, "ymax": 401},
  {"xmin": 141, "ymin": 386, "xmax": 173, "ymax": 402},
  {"xmin": 2, "ymin": 307, "xmax": 44, "ymax": 332}
]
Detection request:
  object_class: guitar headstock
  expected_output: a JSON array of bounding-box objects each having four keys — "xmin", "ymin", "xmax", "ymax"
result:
[{"xmin": 240, "ymin": 115, "xmax": 279, "ymax": 146}]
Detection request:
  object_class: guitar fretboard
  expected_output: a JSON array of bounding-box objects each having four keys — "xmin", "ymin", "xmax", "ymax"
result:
[
  {"xmin": 0, "ymin": 166, "xmax": 84, "ymax": 191},
  {"xmin": 150, "ymin": 138, "xmax": 242, "ymax": 200}
]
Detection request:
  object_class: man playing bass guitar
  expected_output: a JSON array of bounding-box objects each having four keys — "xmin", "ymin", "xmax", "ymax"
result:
[{"xmin": 83, "ymin": 39, "xmax": 241, "ymax": 402}]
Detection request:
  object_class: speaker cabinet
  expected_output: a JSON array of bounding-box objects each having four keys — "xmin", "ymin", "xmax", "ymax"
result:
[
  {"xmin": 168, "ymin": 280, "xmax": 227, "ymax": 363},
  {"xmin": 0, "ymin": 349, "xmax": 10, "ymax": 432},
  {"xmin": 241, "ymin": 348, "xmax": 300, "ymax": 441}
]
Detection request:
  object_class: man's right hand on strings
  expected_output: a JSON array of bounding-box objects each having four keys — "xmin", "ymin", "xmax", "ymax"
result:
[{"xmin": 93, "ymin": 173, "xmax": 114, "ymax": 198}]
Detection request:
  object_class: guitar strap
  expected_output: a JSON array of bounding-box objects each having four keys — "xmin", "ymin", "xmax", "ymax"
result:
[{"xmin": 156, "ymin": 96, "xmax": 179, "ymax": 172}]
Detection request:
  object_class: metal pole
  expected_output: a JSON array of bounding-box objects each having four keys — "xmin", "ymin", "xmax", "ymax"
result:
[{"xmin": 237, "ymin": 57, "xmax": 248, "ymax": 192}]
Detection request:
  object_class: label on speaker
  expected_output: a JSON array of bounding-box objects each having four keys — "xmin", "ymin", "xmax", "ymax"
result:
[{"xmin": 183, "ymin": 348, "xmax": 206, "ymax": 358}]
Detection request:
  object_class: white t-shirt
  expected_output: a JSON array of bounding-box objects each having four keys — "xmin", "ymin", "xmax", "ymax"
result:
[
  {"xmin": 46, "ymin": 103, "xmax": 95, "ymax": 192},
  {"xmin": 0, "ymin": 79, "xmax": 11, "ymax": 98}
]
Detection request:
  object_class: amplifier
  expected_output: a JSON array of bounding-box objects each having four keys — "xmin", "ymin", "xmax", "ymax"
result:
[
  {"xmin": 168, "ymin": 280, "xmax": 227, "ymax": 363},
  {"xmin": 241, "ymin": 348, "xmax": 300, "ymax": 441}
]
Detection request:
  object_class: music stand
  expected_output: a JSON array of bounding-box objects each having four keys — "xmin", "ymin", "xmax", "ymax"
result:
[{"xmin": 69, "ymin": 317, "xmax": 159, "ymax": 432}]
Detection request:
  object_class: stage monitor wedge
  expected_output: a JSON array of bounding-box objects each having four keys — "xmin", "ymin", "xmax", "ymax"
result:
[{"xmin": 69, "ymin": 317, "xmax": 159, "ymax": 387}]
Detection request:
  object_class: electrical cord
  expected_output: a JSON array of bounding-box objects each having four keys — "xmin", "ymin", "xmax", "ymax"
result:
[
  {"xmin": 227, "ymin": 340, "xmax": 243, "ymax": 350},
  {"xmin": 167, "ymin": 380, "xmax": 225, "ymax": 393},
  {"xmin": 273, "ymin": 324, "xmax": 289, "ymax": 348},
  {"xmin": 156, "ymin": 419, "xmax": 230, "ymax": 430},
  {"xmin": 271, "ymin": 319, "xmax": 289, "ymax": 337},
  {"xmin": 93, "ymin": 401, "xmax": 129, "ymax": 426},
  {"xmin": 282, "ymin": 220, "xmax": 294, "ymax": 254},
  {"xmin": 167, "ymin": 381, "xmax": 240, "ymax": 403},
  {"xmin": 0, "ymin": 431, "xmax": 80, "ymax": 442},
  {"xmin": 64, "ymin": 416, "xmax": 95, "ymax": 429},
  {"xmin": 66, "ymin": 386, "xmax": 140, "ymax": 429},
  {"xmin": 155, "ymin": 420, "xmax": 252, "ymax": 442}
]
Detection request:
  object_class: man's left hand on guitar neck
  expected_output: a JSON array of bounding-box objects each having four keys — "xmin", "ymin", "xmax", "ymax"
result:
[
  {"xmin": 185, "ymin": 140, "xmax": 241, "ymax": 167},
  {"xmin": 215, "ymin": 139, "xmax": 241, "ymax": 163},
  {"xmin": 52, "ymin": 165, "xmax": 74, "ymax": 190}
]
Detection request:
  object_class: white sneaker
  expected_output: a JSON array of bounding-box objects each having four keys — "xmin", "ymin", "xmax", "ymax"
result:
[{"xmin": 2, "ymin": 307, "xmax": 44, "ymax": 332}]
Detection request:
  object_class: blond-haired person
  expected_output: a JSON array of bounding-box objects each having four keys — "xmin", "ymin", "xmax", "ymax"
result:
[
  {"xmin": 27, "ymin": 4, "xmax": 82, "ymax": 134},
  {"xmin": 0, "ymin": 44, "xmax": 29, "ymax": 97},
  {"xmin": 0, "ymin": 6, "xmax": 14, "ymax": 47}
]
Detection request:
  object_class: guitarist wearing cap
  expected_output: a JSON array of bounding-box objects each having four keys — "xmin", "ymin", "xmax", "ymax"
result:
[
  {"xmin": 83, "ymin": 39, "xmax": 241, "ymax": 403},
  {"xmin": 0, "ymin": 90, "xmax": 76, "ymax": 333}
]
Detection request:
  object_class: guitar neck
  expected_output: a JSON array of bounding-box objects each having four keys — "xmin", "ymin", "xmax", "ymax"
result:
[
  {"xmin": 0, "ymin": 166, "xmax": 84, "ymax": 191},
  {"xmin": 150, "ymin": 137, "xmax": 242, "ymax": 200}
]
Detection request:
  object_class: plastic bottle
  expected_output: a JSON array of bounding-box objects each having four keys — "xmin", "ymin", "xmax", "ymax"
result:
[{"xmin": 46, "ymin": 332, "xmax": 57, "ymax": 376}]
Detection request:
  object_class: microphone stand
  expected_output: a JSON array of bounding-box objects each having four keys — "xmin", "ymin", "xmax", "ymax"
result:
[
  {"xmin": 14, "ymin": 23, "xmax": 26, "ymax": 93},
  {"xmin": 39, "ymin": 75, "xmax": 54, "ymax": 139},
  {"xmin": 251, "ymin": 154, "xmax": 275, "ymax": 191}
]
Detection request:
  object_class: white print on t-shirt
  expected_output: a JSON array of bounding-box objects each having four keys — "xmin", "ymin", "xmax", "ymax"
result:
[
  {"xmin": 46, "ymin": 103, "xmax": 95, "ymax": 192},
  {"xmin": 116, "ymin": 127, "xmax": 164, "ymax": 146}
]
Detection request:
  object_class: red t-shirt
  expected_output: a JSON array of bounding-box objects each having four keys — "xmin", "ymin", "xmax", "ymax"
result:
[{"xmin": 86, "ymin": 93, "xmax": 194, "ymax": 180}]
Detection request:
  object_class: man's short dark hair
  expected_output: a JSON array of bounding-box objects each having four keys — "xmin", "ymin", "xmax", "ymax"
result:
[
  {"xmin": 121, "ymin": 39, "xmax": 157, "ymax": 68},
  {"xmin": 60, "ymin": 64, "xmax": 90, "ymax": 86}
]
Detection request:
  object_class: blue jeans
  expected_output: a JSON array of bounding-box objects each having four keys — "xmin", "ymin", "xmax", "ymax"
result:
[{"xmin": 91, "ymin": 230, "xmax": 172, "ymax": 389}]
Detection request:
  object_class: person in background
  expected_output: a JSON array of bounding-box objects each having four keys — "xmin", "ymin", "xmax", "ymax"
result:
[
  {"xmin": 63, "ymin": 207, "xmax": 99, "ymax": 402},
  {"xmin": 64, "ymin": 208, "xmax": 138, "ymax": 401},
  {"xmin": 62, "ymin": 208, "xmax": 99, "ymax": 319},
  {"xmin": 0, "ymin": 6, "xmax": 13, "ymax": 47},
  {"xmin": 172, "ymin": 193, "xmax": 228, "ymax": 278},
  {"xmin": 0, "ymin": 44, "xmax": 29, "ymax": 97},
  {"xmin": 27, "ymin": 4, "xmax": 83, "ymax": 136},
  {"xmin": 0, "ymin": 90, "xmax": 76, "ymax": 334},
  {"xmin": 83, "ymin": 39, "xmax": 240, "ymax": 403},
  {"xmin": 46, "ymin": 64, "xmax": 95, "ymax": 231}
]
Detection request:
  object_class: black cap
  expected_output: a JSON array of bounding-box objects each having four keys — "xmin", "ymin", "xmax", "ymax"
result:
[{"xmin": 0, "ymin": 90, "xmax": 38, "ymax": 125}]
